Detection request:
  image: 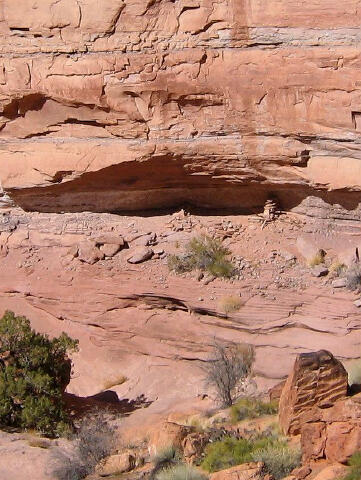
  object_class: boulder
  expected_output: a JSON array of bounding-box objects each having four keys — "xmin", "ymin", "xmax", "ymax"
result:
[
  {"xmin": 309, "ymin": 463, "xmax": 348, "ymax": 480},
  {"xmin": 100, "ymin": 243, "xmax": 121, "ymax": 257},
  {"xmin": 78, "ymin": 241, "xmax": 105, "ymax": 264},
  {"xmin": 131, "ymin": 233, "xmax": 157, "ymax": 247},
  {"xmin": 127, "ymin": 247, "xmax": 153, "ymax": 264},
  {"xmin": 93, "ymin": 234, "xmax": 125, "ymax": 247},
  {"xmin": 279, "ymin": 350, "xmax": 348, "ymax": 435},
  {"xmin": 98, "ymin": 451, "xmax": 136, "ymax": 476},
  {"xmin": 331, "ymin": 278, "xmax": 347, "ymax": 288},
  {"xmin": 268, "ymin": 380, "xmax": 286, "ymax": 402},
  {"xmin": 312, "ymin": 265, "xmax": 329, "ymax": 277},
  {"xmin": 182, "ymin": 432, "xmax": 210, "ymax": 464},
  {"xmin": 148, "ymin": 422, "xmax": 192, "ymax": 456},
  {"xmin": 301, "ymin": 393, "xmax": 361, "ymax": 464},
  {"xmin": 210, "ymin": 462, "xmax": 265, "ymax": 480}
]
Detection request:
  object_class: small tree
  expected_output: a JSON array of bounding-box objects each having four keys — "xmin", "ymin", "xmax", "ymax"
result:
[
  {"xmin": 0, "ymin": 310, "xmax": 78, "ymax": 436},
  {"xmin": 202, "ymin": 342, "xmax": 255, "ymax": 407}
]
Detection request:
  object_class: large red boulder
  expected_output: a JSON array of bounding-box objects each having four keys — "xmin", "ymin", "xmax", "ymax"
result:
[{"xmin": 279, "ymin": 350, "xmax": 348, "ymax": 435}]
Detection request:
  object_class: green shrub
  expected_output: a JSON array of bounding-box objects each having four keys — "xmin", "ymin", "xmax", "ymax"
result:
[
  {"xmin": 252, "ymin": 443, "xmax": 301, "ymax": 480},
  {"xmin": 230, "ymin": 397, "xmax": 278, "ymax": 423},
  {"xmin": 156, "ymin": 464, "xmax": 208, "ymax": 480},
  {"xmin": 0, "ymin": 310, "xmax": 78, "ymax": 436},
  {"xmin": 201, "ymin": 436, "xmax": 286, "ymax": 473},
  {"xmin": 339, "ymin": 452, "xmax": 361, "ymax": 480},
  {"xmin": 168, "ymin": 235, "xmax": 235, "ymax": 278}
]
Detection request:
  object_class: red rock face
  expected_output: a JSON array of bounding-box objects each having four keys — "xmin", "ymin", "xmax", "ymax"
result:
[
  {"xmin": 301, "ymin": 393, "xmax": 361, "ymax": 464},
  {"xmin": 279, "ymin": 350, "xmax": 348, "ymax": 435},
  {"xmin": 1, "ymin": 1, "xmax": 361, "ymax": 214}
]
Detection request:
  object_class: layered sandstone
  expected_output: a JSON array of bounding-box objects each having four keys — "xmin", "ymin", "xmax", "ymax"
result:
[
  {"xmin": 1, "ymin": 1, "xmax": 361, "ymax": 214},
  {"xmin": 279, "ymin": 350, "xmax": 348, "ymax": 435}
]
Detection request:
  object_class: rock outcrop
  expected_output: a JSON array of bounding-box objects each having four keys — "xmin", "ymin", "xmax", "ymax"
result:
[
  {"xmin": 301, "ymin": 393, "xmax": 361, "ymax": 464},
  {"xmin": 209, "ymin": 462, "xmax": 265, "ymax": 480},
  {"xmin": 1, "ymin": 1, "xmax": 361, "ymax": 215},
  {"xmin": 279, "ymin": 350, "xmax": 348, "ymax": 435}
]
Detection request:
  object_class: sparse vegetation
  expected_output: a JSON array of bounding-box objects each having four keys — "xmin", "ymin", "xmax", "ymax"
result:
[
  {"xmin": 340, "ymin": 452, "xmax": 361, "ymax": 480},
  {"xmin": 345, "ymin": 266, "xmax": 361, "ymax": 291},
  {"xmin": 252, "ymin": 443, "xmax": 301, "ymax": 480},
  {"xmin": 308, "ymin": 249, "xmax": 326, "ymax": 267},
  {"xmin": 202, "ymin": 342, "xmax": 255, "ymax": 407},
  {"xmin": 168, "ymin": 235, "xmax": 235, "ymax": 278},
  {"xmin": 201, "ymin": 435, "xmax": 285, "ymax": 473},
  {"xmin": 28, "ymin": 437, "xmax": 51, "ymax": 449},
  {"xmin": 218, "ymin": 296, "xmax": 242, "ymax": 315},
  {"xmin": 201, "ymin": 434, "xmax": 299, "ymax": 477},
  {"xmin": 329, "ymin": 261, "xmax": 346, "ymax": 277},
  {"xmin": 156, "ymin": 464, "xmax": 208, "ymax": 480},
  {"xmin": 53, "ymin": 412, "xmax": 116, "ymax": 480},
  {"xmin": 230, "ymin": 397, "xmax": 278, "ymax": 423},
  {"xmin": 0, "ymin": 310, "xmax": 78, "ymax": 436},
  {"xmin": 153, "ymin": 446, "xmax": 181, "ymax": 470}
]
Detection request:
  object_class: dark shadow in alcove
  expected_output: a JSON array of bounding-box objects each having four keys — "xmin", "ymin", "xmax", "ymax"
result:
[
  {"xmin": 64, "ymin": 391, "xmax": 152, "ymax": 419},
  {"xmin": 8, "ymin": 153, "xmax": 361, "ymax": 217}
]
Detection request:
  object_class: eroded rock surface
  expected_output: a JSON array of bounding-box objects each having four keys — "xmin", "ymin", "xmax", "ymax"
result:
[
  {"xmin": 301, "ymin": 393, "xmax": 361, "ymax": 464},
  {"xmin": 1, "ymin": 1, "xmax": 361, "ymax": 215},
  {"xmin": 279, "ymin": 350, "xmax": 348, "ymax": 435}
]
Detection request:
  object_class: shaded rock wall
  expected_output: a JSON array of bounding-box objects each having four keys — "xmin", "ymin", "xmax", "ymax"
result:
[{"xmin": 1, "ymin": 1, "xmax": 361, "ymax": 213}]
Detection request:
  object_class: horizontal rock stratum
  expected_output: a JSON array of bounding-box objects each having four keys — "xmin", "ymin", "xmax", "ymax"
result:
[{"xmin": 1, "ymin": 1, "xmax": 361, "ymax": 213}]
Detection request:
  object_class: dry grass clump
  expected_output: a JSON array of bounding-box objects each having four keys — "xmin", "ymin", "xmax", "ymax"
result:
[
  {"xmin": 218, "ymin": 296, "xmax": 242, "ymax": 315},
  {"xmin": 156, "ymin": 464, "xmax": 208, "ymax": 480},
  {"xmin": 252, "ymin": 443, "xmax": 301, "ymax": 480},
  {"xmin": 168, "ymin": 235, "xmax": 235, "ymax": 279},
  {"xmin": 308, "ymin": 249, "xmax": 326, "ymax": 267},
  {"xmin": 28, "ymin": 437, "xmax": 51, "ymax": 449},
  {"xmin": 329, "ymin": 261, "xmax": 346, "ymax": 277}
]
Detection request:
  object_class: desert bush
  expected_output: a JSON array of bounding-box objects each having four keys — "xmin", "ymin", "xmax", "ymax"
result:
[
  {"xmin": 308, "ymin": 249, "xmax": 326, "ymax": 267},
  {"xmin": 329, "ymin": 261, "xmax": 346, "ymax": 277},
  {"xmin": 202, "ymin": 342, "xmax": 255, "ymax": 407},
  {"xmin": 168, "ymin": 235, "xmax": 235, "ymax": 278},
  {"xmin": 153, "ymin": 446, "xmax": 181, "ymax": 469},
  {"xmin": 230, "ymin": 397, "xmax": 278, "ymax": 423},
  {"xmin": 53, "ymin": 412, "xmax": 116, "ymax": 480},
  {"xmin": 0, "ymin": 310, "xmax": 78, "ymax": 436},
  {"xmin": 156, "ymin": 464, "xmax": 208, "ymax": 480},
  {"xmin": 251, "ymin": 443, "xmax": 301, "ymax": 480},
  {"xmin": 201, "ymin": 435, "xmax": 288, "ymax": 473},
  {"xmin": 345, "ymin": 266, "xmax": 361, "ymax": 291},
  {"xmin": 28, "ymin": 437, "xmax": 51, "ymax": 449},
  {"xmin": 340, "ymin": 452, "xmax": 361, "ymax": 480},
  {"xmin": 218, "ymin": 296, "xmax": 242, "ymax": 315}
]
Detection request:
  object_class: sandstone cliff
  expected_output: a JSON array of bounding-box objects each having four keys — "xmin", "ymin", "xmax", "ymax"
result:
[{"xmin": 1, "ymin": 1, "xmax": 361, "ymax": 214}]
